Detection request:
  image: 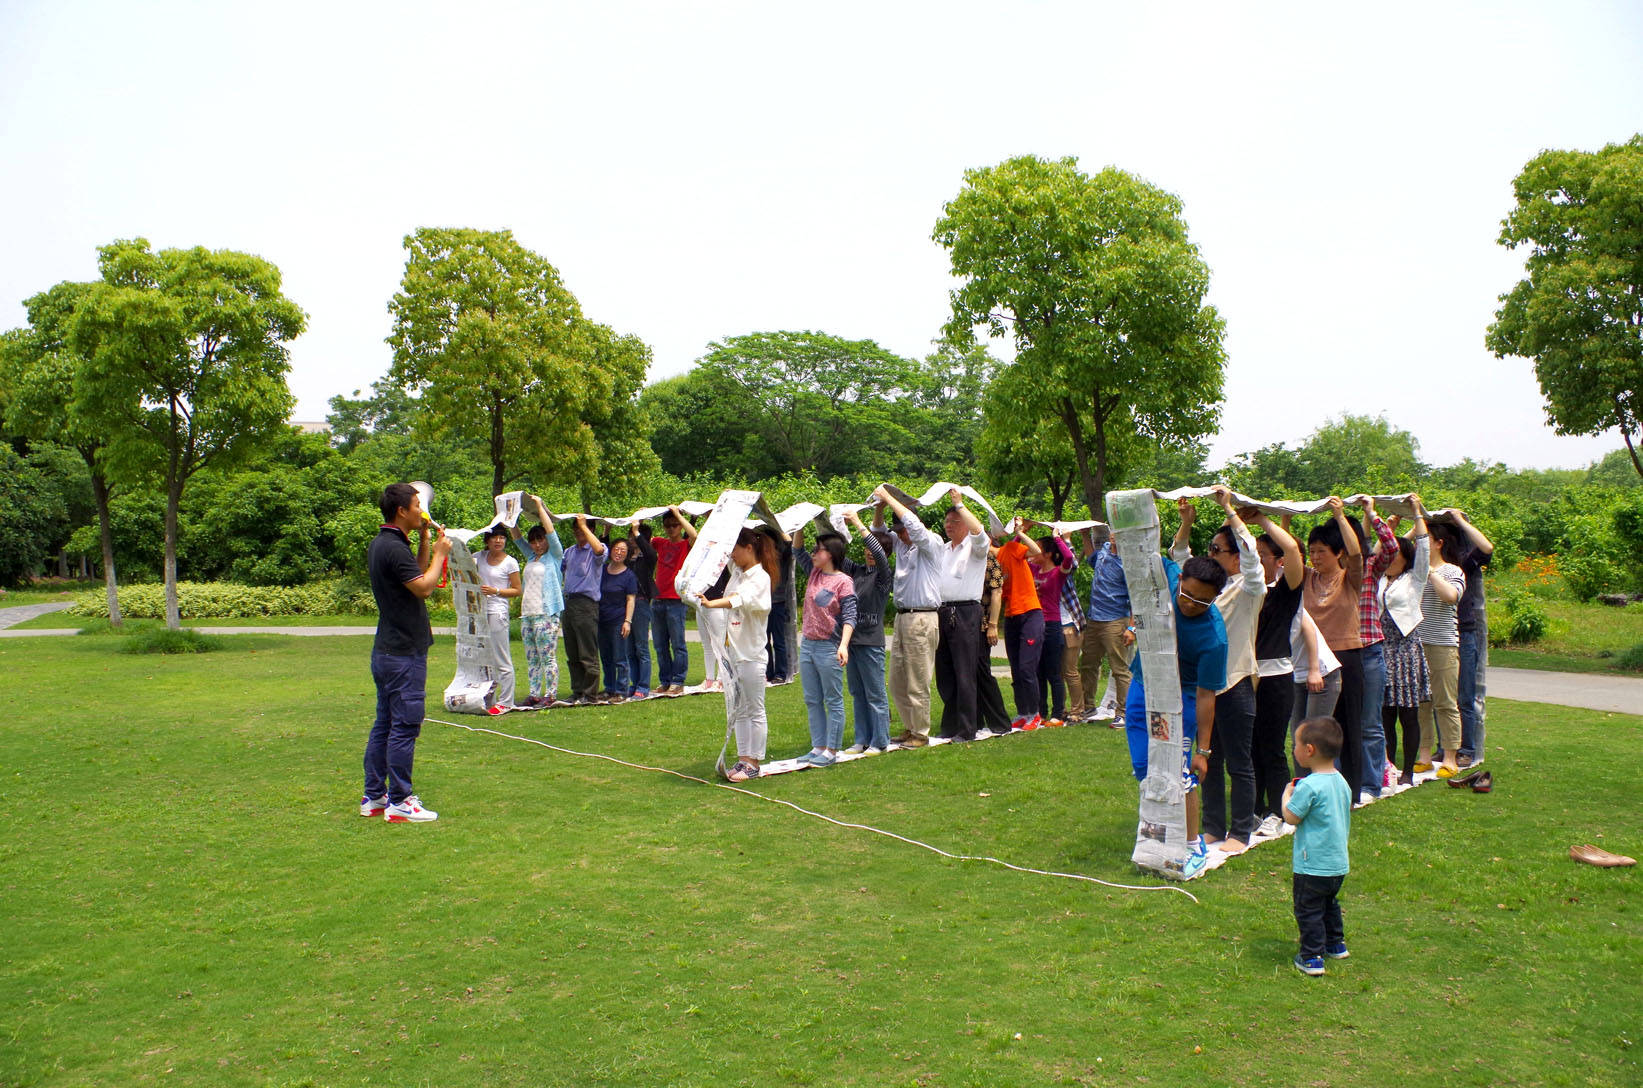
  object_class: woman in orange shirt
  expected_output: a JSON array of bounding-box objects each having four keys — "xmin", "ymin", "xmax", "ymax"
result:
[{"xmin": 996, "ymin": 516, "xmax": 1046, "ymax": 730}]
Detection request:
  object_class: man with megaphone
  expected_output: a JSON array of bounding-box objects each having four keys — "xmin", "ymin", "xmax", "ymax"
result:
[{"xmin": 360, "ymin": 482, "xmax": 452, "ymax": 823}]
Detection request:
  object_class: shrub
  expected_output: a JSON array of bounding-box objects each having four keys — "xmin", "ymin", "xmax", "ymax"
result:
[
  {"xmin": 119, "ymin": 628, "xmax": 223, "ymax": 654},
  {"xmin": 69, "ymin": 579, "xmax": 384, "ymax": 619},
  {"xmin": 1616, "ymin": 643, "xmax": 1643, "ymax": 673},
  {"xmin": 1502, "ymin": 589, "xmax": 1550, "ymax": 645}
]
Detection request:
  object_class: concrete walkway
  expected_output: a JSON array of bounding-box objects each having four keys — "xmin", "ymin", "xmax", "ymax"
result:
[{"xmin": 3, "ymin": 610, "xmax": 1639, "ymax": 715}]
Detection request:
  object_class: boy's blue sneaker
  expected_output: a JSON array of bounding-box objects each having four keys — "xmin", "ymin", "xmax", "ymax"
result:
[
  {"xmin": 1293, "ymin": 954, "xmax": 1326, "ymax": 976},
  {"xmin": 1325, "ymin": 942, "xmax": 1350, "ymax": 959}
]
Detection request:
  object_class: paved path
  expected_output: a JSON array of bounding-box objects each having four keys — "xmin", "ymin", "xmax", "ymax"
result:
[
  {"xmin": 1488, "ymin": 666, "xmax": 1643, "ymax": 716},
  {"xmin": 4, "ymin": 613, "xmax": 1639, "ymax": 715},
  {"xmin": 0, "ymin": 601, "xmax": 74, "ymax": 630}
]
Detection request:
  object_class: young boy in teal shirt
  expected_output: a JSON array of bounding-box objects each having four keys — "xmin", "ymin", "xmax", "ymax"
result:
[{"xmin": 1282, "ymin": 716, "xmax": 1352, "ymax": 975}]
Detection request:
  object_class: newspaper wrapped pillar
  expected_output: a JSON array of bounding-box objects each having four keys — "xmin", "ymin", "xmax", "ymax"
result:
[
  {"xmin": 442, "ymin": 544, "xmax": 499, "ymax": 714},
  {"xmin": 1106, "ymin": 489, "xmax": 1190, "ymax": 879}
]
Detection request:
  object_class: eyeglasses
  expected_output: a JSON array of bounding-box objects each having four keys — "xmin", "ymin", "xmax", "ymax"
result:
[
  {"xmin": 1207, "ymin": 544, "xmax": 1229, "ymax": 556},
  {"xmin": 1178, "ymin": 587, "xmax": 1216, "ymax": 608}
]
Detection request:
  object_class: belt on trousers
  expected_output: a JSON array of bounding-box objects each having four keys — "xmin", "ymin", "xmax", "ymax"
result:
[
  {"xmin": 939, "ymin": 600, "xmax": 980, "ymax": 608},
  {"xmin": 898, "ymin": 607, "xmax": 939, "ymax": 614}
]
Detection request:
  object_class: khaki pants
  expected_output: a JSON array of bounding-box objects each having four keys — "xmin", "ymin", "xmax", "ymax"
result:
[
  {"xmin": 1422, "ymin": 642, "xmax": 1462, "ymax": 755},
  {"xmin": 1062, "ymin": 625, "xmax": 1086, "ymax": 717},
  {"xmin": 1079, "ymin": 618, "xmax": 1132, "ymax": 713},
  {"xmin": 889, "ymin": 611, "xmax": 940, "ymax": 738}
]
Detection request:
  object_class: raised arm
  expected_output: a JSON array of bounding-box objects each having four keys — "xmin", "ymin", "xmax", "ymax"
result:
[
  {"xmin": 950, "ymin": 488, "xmax": 984, "ymax": 541},
  {"xmin": 669, "ymin": 505, "xmax": 698, "ymax": 542},
  {"xmin": 1360, "ymin": 496, "xmax": 1398, "ymax": 577},
  {"xmin": 574, "ymin": 513, "xmax": 607, "ymax": 555},
  {"xmin": 1245, "ymin": 506, "xmax": 1304, "ymax": 590},
  {"xmin": 1453, "ymin": 509, "xmax": 1495, "ymax": 557},
  {"xmin": 407, "ymin": 532, "xmax": 452, "ymax": 600},
  {"xmin": 1014, "ymin": 517, "xmax": 1043, "ymax": 559},
  {"xmin": 1171, "ymin": 496, "xmax": 1197, "ymax": 559}
]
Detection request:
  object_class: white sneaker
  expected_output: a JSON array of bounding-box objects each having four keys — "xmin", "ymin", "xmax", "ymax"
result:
[
  {"xmin": 360, "ymin": 794, "xmax": 388, "ymax": 817},
  {"xmin": 844, "ymin": 744, "xmax": 867, "ymax": 755},
  {"xmin": 1256, "ymin": 813, "xmax": 1284, "ymax": 839},
  {"xmin": 1092, "ymin": 706, "xmax": 1117, "ymax": 722},
  {"xmin": 385, "ymin": 795, "xmax": 438, "ymax": 823},
  {"xmin": 864, "ymin": 746, "xmax": 885, "ymax": 756}
]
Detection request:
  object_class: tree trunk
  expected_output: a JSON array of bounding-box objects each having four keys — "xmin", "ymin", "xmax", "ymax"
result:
[
  {"xmin": 91, "ymin": 472, "xmax": 122, "ymax": 628},
  {"xmin": 164, "ymin": 479, "xmax": 182, "ymax": 631},
  {"xmin": 1060, "ymin": 398, "xmax": 1106, "ymax": 520},
  {"xmin": 1619, "ymin": 414, "xmax": 1643, "ymax": 482},
  {"xmin": 490, "ymin": 398, "xmax": 506, "ymax": 497}
]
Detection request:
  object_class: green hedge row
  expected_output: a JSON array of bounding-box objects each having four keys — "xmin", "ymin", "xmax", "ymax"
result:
[{"xmin": 69, "ymin": 579, "xmax": 385, "ymax": 619}]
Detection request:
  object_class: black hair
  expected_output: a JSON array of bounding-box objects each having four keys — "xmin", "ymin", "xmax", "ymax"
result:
[
  {"xmin": 1297, "ymin": 715, "xmax": 1344, "ymax": 761},
  {"xmin": 1307, "ymin": 519, "xmax": 1345, "ymax": 556},
  {"xmin": 1429, "ymin": 522, "xmax": 1464, "ymax": 563},
  {"xmin": 1090, "ymin": 525, "xmax": 1113, "ymax": 549},
  {"xmin": 380, "ymin": 482, "xmax": 417, "ymax": 523},
  {"xmin": 482, "ymin": 526, "xmax": 508, "ymax": 544},
  {"xmin": 1255, "ymin": 533, "xmax": 1283, "ymax": 559},
  {"xmin": 735, "ymin": 526, "xmax": 783, "ymax": 583},
  {"xmin": 812, "ymin": 533, "xmax": 847, "ymax": 571},
  {"xmin": 869, "ymin": 529, "xmax": 895, "ymax": 557},
  {"xmin": 1212, "ymin": 525, "xmax": 1238, "ymax": 555},
  {"xmin": 1390, "ymin": 534, "xmax": 1417, "ymax": 575},
  {"xmin": 661, "ymin": 510, "xmax": 681, "ymax": 528},
  {"xmin": 634, "ymin": 521, "xmax": 652, "ymax": 539},
  {"xmin": 1181, "ymin": 555, "xmax": 1228, "ymax": 594},
  {"xmin": 526, "ymin": 525, "xmax": 547, "ymax": 544}
]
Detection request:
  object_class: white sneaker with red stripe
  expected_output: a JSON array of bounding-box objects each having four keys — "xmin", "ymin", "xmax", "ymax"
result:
[
  {"xmin": 360, "ymin": 794, "xmax": 388, "ymax": 817},
  {"xmin": 384, "ymin": 795, "xmax": 438, "ymax": 823}
]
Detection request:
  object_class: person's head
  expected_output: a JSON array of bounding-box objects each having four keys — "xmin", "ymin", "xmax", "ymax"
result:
[
  {"xmin": 1176, "ymin": 556, "xmax": 1228, "ymax": 618},
  {"xmin": 1294, "ymin": 715, "xmax": 1344, "ymax": 769},
  {"xmin": 1255, "ymin": 533, "xmax": 1285, "ymax": 584},
  {"xmin": 733, "ymin": 526, "xmax": 784, "ymax": 583},
  {"xmin": 1307, "ymin": 520, "xmax": 1346, "ymax": 573},
  {"xmin": 634, "ymin": 521, "xmax": 652, "ymax": 542},
  {"xmin": 526, "ymin": 524, "xmax": 549, "ymax": 556},
  {"xmin": 1428, "ymin": 521, "xmax": 1463, "ymax": 565},
  {"xmin": 812, "ymin": 532, "xmax": 847, "ymax": 573},
  {"xmin": 380, "ymin": 482, "xmax": 421, "ymax": 527},
  {"xmin": 482, "ymin": 527, "xmax": 508, "ymax": 556},
  {"xmin": 943, "ymin": 506, "xmax": 971, "ymax": 545},
  {"xmin": 868, "ymin": 529, "xmax": 894, "ymax": 568},
  {"xmin": 1089, "ymin": 525, "xmax": 1113, "ymax": 551},
  {"xmin": 607, "ymin": 538, "xmax": 629, "ymax": 566},
  {"xmin": 1207, "ymin": 525, "xmax": 1240, "ymax": 577},
  {"xmin": 1384, "ymin": 534, "xmax": 1417, "ymax": 580},
  {"xmin": 661, "ymin": 510, "xmax": 682, "ymax": 538}
]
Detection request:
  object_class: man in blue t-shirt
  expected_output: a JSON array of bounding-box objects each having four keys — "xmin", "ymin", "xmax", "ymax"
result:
[{"xmin": 1124, "ymin": 554, "xmax": 1229, "ymax": 874}]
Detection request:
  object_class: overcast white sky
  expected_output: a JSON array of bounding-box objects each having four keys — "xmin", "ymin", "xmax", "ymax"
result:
[{"xmin": 3, "ymin": 0, "xmax": 1640, "ymax": 471}]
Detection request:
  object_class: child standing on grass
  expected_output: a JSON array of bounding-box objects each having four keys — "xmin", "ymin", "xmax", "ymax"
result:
[{"xmin": 1282, "ymin": 715, "xmax": 1352, "ymax": 976}]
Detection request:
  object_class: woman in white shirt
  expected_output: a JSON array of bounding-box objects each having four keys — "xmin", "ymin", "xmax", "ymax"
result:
[
  {"xmin": 1379, "ymin": 499, "xmax": 1430, "ymax": 785},
  {"xmin": 475, "ymin": 527, "xmax": 522, "ymax": 708},
  {"xmin": 699, "ymin": 528, "xmax": 782, "ymax": 782}
]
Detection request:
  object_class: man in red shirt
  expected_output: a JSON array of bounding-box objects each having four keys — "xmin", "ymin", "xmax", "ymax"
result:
[{"xmin": 650, "ymin": 505, "xmax": 697, "ymax": 694}]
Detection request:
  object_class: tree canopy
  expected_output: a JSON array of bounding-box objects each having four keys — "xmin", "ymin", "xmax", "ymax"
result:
[
  {"xmin": 934, "ymin": 154, "xmax": 1226, "ymax": 518},
  {"xmin": 1486, "ymin": 135, "xmax": 1643, "ymax": 481},
  {"xmin": 386, "ymin": 227, "xmax": 651, "ymax": 500},
  {"xmin": 68, "ymin": 238, "xmax": 306, "ymax": 627}
]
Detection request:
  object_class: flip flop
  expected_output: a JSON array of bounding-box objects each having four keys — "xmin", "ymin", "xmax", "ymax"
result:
[
  {"xmin": 1470, "ymin": 771, "xmax": 1493, "ymax": 793},
  {"xmin": 1571, "ymin": 844, "xmax": 1636, "ymax": 868}
]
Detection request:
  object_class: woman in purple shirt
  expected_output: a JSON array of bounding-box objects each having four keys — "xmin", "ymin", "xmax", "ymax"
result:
[{"xmin": 1030, "ymin": 527, "xmax": 1078, "ymax": 725}]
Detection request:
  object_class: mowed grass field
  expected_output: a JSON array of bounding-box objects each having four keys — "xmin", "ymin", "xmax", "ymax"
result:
[{"xmin": 1, "ymin": 632, "xmax": 1638, "ymax": 1088}]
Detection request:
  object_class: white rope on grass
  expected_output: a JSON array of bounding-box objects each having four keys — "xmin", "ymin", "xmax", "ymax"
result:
[{"xmin": 428, "ymin": 715, "xmax": 1199, "ymax": 903}]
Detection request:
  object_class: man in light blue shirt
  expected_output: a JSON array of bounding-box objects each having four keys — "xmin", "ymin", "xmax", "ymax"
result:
[
  {"xmin": 1079, "ymin": 526, "xmax": 1135, "ymax": 723},
  {"xmin": 875, "ymin": 485, "xmax": 943, "ymax": 746}
]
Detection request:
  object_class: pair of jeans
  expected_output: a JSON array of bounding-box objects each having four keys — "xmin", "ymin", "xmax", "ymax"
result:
[
  {"xmin": 1253, "ymin": 674, "xmax": 1295, "ymax": 818},
  {"xmin": 597, "ymin": 618, "xmax": 630, "ymax": 695},
  {"xmin": 1004, "ymin": 609, "xmax": 1045, "ymax": 720},
  {"xmin": 651, "ymin": 599, "xmax": 689, "ymax": 689},
  {"xmin": 1289, "ymin": 671, "xmax": 1341, "ymax": 777},
  {"xmin": 846, "ymin": 643, "xmax": 891, "ymax": 749},
  {"xmin": 1458, "ymin": 626, "xmax": 1487, "ymax": 761},
  {"xmin": 1036, "ymin": 619, "xmax": 1066, "ymax": 720},
  {"xmin": 365, "ymin": 650, "xmax": 427, "ymax": 804},
  {"xmin": 1359, "ymin": 640, "xmax": 1386, "ymax": 796},
  {"xmin": 800, "ymin": 637, "xmax": 846, "ymax": 750},
  {"xmin": 766, "ymin": 597, "xmax": 791, "ymax": 681},
  {"xmin": 1292, "ymin": 872, "xmax": 1347, "ymax": 958},
  {"xmin": 626, "ymin": 597, "xmax": 652, "ymax": 694},
  {"xmin": 934, "ymin": 602, "xmax": 982, "ymax": 740},
  {"xmin": 1202, "ymin": 676, "xmax": 1257, "ymax": 843}
]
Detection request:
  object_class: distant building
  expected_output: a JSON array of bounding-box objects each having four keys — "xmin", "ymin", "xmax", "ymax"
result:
[{"xmin": 291, "ymin": 420, "xmax": 333, "ymax": 435}]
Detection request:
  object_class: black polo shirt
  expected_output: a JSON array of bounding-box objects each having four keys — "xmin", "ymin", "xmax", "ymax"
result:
[{"xmin": 369, "ymin": 525, "xmax": 433, "ymax": 656}]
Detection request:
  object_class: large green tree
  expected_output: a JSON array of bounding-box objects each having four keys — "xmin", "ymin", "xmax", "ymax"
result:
[
  {"xmin": 1486, "ymin": 135, "xmax": 1643, "ymax": 481},
  {"xmin": 934, "ymin": 155, "xmax": 1227, "ymax": 518},
  {"xmin": 1223, "ymin": 414, "xmax": 1429, "ymax": 497},
  {"xmin": 1, "ymin": 281, "xmax": 126, "ymax": 619},
  {"xmin": 70, "ymin": 238, "xmax": 306, "ymax": 629},
  {"xmin": 692, "ymin": 330, "xmax": 922, "ymax": 480},
  {"xmin": 387, "ymin": 228, "xmax": 650, "ymax": 500}
]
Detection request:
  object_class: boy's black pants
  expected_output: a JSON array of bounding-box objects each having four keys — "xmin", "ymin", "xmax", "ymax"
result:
[{"xmin": 1292, "ymin": 872, "xmax": 1346, "ymax": 956}]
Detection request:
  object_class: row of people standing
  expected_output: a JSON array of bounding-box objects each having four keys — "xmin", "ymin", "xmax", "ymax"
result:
[{"xmin": 1164, "ymin": 489, "xmax": 1494, "ymax": 859}]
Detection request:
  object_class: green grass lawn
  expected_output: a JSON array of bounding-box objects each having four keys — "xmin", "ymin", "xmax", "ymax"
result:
[
  {"xmin": 1488, "ymin": 571, "xmax": 1643, "ymax": 674},
  {"xmin": 1, "ymin": 634, "xmax": 1638, "ymax": 1087}
]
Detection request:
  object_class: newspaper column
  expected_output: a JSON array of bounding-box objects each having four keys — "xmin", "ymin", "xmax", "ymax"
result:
[
  {"xmin": 1106, "ymin": 489, "xmax": 1190, "ymax": 878},
  {"xmin": 442, "ymin": 543, "xmax": 499, "ymax": 713}
]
